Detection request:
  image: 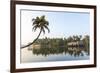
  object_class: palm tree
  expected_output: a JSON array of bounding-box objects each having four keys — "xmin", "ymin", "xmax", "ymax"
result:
[
  {"xmin": 21, "ymin": 15, "xmax": 50, "ymax": 48},
  {"xmin": 75, "ymin": 35, "xmax": 82, "ymax": 41}
]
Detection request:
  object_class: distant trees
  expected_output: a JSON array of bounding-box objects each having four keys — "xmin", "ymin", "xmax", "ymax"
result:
[
  {"xmin": 67, "ymin": 35, "xmax": 82, "ymax": 42},
  {"xmin": 82, "ymin": 35, "xmax": 90, "ymax": 55},
  {"xmin": 32, "ymin": 35, "xmax": 90, "ymax": 56},
  {"xmin": 37, "ymin": 37, "xmax": 68, "ymax": 49},
  {"xmin": 82, "ymin": 35, "xmax": 89, "ymax": 48},
  {"xmin": 34, "ymin": 35, "xmax": 89, "ymax": 49}
]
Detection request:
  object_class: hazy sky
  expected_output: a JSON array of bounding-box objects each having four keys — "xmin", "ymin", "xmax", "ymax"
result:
[{"xmin": 21, "ymin": 9, "xmax": 90, "ymax": 45}]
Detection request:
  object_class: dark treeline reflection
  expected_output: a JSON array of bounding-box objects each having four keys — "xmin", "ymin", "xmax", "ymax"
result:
[
  {"xmin": 32, "ymin": 47, "xmax": 89, "ymax": 57},
  {"xmin": 28, "ymin": 35, "xmax": 89, "ymax": 57}
]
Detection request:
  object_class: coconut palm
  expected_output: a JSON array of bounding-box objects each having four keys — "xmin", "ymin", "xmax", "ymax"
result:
[
  {"xmin": 21, "ymin": 15, "xmax": 50, "ymax": 48},
  {"xmin": 75, "ymin": 35, "xmax": 82, "ymax": 41}
]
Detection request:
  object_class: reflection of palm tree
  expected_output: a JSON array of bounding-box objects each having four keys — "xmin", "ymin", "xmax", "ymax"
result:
[{"xmin": 21, "ymin": 15, "xmax": 50, "ymax": 48}]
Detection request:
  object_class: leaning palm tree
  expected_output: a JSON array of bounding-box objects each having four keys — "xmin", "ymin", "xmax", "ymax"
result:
[{"xmin": 21, "ymin": 15, "xmax": 50, "ymax": 48}]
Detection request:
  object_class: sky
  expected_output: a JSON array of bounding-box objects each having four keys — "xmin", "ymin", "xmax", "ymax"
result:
[{"xmin": 21, "ymin": 9, "xmax": 90, "ymax": 45}]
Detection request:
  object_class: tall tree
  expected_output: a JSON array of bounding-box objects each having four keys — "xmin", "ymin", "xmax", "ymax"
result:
[{"xmin": 21, "ymin": 15, "xmax": 50, "ymax": 48}]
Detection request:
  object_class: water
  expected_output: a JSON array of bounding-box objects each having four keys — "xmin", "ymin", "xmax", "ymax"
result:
[{"xmin": 21, "ymin": 47, "xmax": 89, "ymax": 63}]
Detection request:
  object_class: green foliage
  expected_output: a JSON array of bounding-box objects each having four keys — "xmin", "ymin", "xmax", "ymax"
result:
[
  {"xmin": 82, "ymin": 35, "xmax": 90, "ymax": 55},
  {"xmin": 31, "ymin": 35, "xmax": 90, "ymax": 56},
  {"xmin": 21, "ymin": 15, "xmax": 50, "ymax": 48},
  {"xmin": 32, "ymin": 15, "xmax": 50, "ymax": 33},
  {"xmin": 67, "ymin": 35, "xmax": 82, "ymax": 42}
]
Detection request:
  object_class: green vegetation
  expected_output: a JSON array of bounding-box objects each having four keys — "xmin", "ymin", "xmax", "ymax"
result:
[
  {"xmin": 82, "ymin": 35, "xmax": 90, "ymax": 55},
  {"xmin": 21, "ymin": 15, "xmax": 90, "ymax": 57},
  {"xmin": 30, "ymin": 35, "xmax": 90, "ymax": 57},
  {"xmin": 35, "ymin": 37, "xmax": 68, "ymax": 49}
]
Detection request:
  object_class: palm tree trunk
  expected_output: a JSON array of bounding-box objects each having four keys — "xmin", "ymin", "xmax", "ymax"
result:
[{"xmin": 21, "ymin": 29, "xmax": 42, "ymax": 49}]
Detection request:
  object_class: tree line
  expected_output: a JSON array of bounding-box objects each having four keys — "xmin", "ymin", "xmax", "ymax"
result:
[{"xmin": 33, "ymin": 35, "xmax": 89, "ymax": 49}]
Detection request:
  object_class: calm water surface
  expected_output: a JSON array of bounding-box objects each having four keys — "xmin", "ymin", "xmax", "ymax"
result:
[{"xmin": 21, "ymin": 48, "xmax": 89, "ymax": 63}]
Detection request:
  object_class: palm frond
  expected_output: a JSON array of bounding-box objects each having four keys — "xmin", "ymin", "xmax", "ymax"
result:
[
  {"xmin": 44, "ymin": 25, "xmax": 50, "ymax": 33},
  {"xmin": 32, "ymin": 18, "xmax": 35, "ymax": 21},
  {"xmin": 40, "ymin": 15, "xmax": 45, "ymax": 20},
  {"xmin": 32, "ymin": 25, "xmax": 38, "ymax": 31},
  {"xmin": 32, "ymin": 16, "xmax": 40, "ymax": 26},
  {"xmin": 32, "ymin": 21, "xmax": 38, "ymax": 26},
  {"xmin": 41, "ymin": 27, "xmax": 45, "ymax": 34},
  {"xmin": 45, "ymin": 21, "xmax": 49, "ymax": 25}
]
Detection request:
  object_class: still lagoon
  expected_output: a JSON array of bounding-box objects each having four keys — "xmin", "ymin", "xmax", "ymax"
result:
[{"xmin": 21, "ymin": 47, "xmax": 89, "ymax": 63}]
